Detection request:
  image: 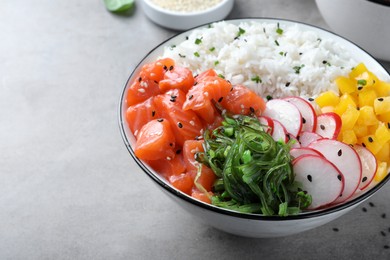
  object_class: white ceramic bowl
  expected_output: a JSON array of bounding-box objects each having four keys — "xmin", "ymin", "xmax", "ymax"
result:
[
  {"xmin": 316, "ymin": 0, "xmax": 390, "ymax": 61},
  {"xmin": 119, "ymin": 18, "xmax": 390, "ymax": 238},
  {"xmin": 140, "ymin": 0, "xmax": 234, "ymax": 30}
]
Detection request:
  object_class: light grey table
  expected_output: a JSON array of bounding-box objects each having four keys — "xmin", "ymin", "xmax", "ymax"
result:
[{"xmin": 1, "ymin": 0, "xmax": 390, "ymax": 259}]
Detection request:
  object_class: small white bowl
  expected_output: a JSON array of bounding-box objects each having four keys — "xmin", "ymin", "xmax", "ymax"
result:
[
  {"xmin": 141, "ymin": 0, "xmax": 235, "ymax": 30},
  {"xmin": 316, "ymin": 0, "xmax": 390, "ymax": 61},
  {"xmin": 119, "ymin": 19, "xmax": 390, "ymax": 238}
]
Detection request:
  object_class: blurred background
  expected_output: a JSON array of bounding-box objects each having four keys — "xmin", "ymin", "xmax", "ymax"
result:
[{"xmin": 1, "ymin": 0, "xmax": 389, "ymax": 259}]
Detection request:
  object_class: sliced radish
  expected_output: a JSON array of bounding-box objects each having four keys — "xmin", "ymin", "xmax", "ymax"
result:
[
  {"xmin": 354, "ymin": 145, "xmax": 377, "ymax": 190},
  {"xmin": 293, "ymin": 154, "xmax": 344, "ymax": 209},
  {"xmin": 298, "ymin": 131, "xmax": 323, "ymax": 147},
  {"xmin": 262, "ymin": 99, "xmax": 302, "ymax": 137},
  {"xmin": 308, "ymin": 139, "xmax": 362, "ymax": 204},
  {"xmin": 258, "ymin": 116, "xmax": 274, "ymax": 135},
  {"xmin": 315, "ymin": 112, "xmax": 342, "ymax": 139},
  {"xmin": 290, "ymin": 147, "xmax": 323, "ymax": 159},
  {"xmin": 284, "ymin": 96, "xmax": 317, "ymax": 133},
  {"xmin": 271, "ymin": 119, "xmax": 288, "ymax": 143}
]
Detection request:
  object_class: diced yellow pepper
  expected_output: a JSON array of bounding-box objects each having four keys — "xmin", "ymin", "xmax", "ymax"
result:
[
  {"xmin": 376, "ymin": 143, "xmax": 390, "ymax": 164},
  {"xmin": 334, "ymin": 93, "xmax": 357, "ymax": 116},
  {"xmin": 357, "ymin": 106, "xmax": 379, "ymax": 126},
  {"xmin": 354, "ymin": 124, "xmax": 369, "ymax": 138},
  {"xmin": 321, "ymin": 106, "xmax": 335, "ymax": 113},
  {"xmin": 362, "ymin": 135, "xmax": 382, "ymax": 154},
  {"xmin": 336, "ymin": 76, "xmax": 356, "ymax": 94},
  {"xmin": 374, "ymin": 96, "xmax": 390, "ymax": 115},
  {"xmin": 341, "ymin": 105, "xmax": 360, "ymax": 131},
  {"xmin": 375, "ymin": 122, "xmax": 390, "ymax": 144},
  {"xmin": 375, "ymin": 80, "xmax": 390, "ymax": 97},
  {"xmin": 378, "ymin": 113, "xmax": 390, "ymax": 122},
  {"xmin": 368, "ymin": 124, "xmax": 379, "ymax": 135},
  {"xmin": 374, "ymin": 161, "xmax": 388, "ymax": 182},
  {"xmin": 349, "ymin": 63, "xmax": 368, "ymax": 80},
  {"xmin": 315, "ymin": 91, "xmax": 340, "ymax": 108},
  {"xmin": 342, "ymin": 129, "xmax": 357, "ymax": 145},
  {"xmin": 358, "ymin": 89, "xmax": 377, "ymax": 107}
]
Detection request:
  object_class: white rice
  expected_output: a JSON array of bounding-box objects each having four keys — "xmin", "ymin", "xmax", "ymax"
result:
[{"xmin": 161, "ymin": 21, "xmax": 357, "ymax": 99}]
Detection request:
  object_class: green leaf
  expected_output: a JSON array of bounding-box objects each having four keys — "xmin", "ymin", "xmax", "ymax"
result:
[{"xmin": 103, "ymin": 0, "xmax": 134, "ymax": 12}]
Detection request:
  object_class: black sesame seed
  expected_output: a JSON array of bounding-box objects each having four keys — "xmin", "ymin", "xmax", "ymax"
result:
[
  {"xmin": 378, "ymin": 98, "xmax": 384, "ymax": 101},
  {"xmin": 154, "ymin": 80, "xmax": 158, "ymax": 84},
  {"xmin": 285, "ymin": 82, "xmax": 291, "ymax": 87},
  {"xmin": 337, "ymin": 175, "xmax": 342, "ymax": 181},
  {"xmin": 230, "ymin": 87, "xmax": 234, "ymax": 92},
  {"xmin": 362, "ymin": 142, "xmax": 366, "ymax": 148},
  {"xmin": 387, "ymin": 123, "xmax": 390, "ymax": 129},
  {"xmin": 322, "ymin": 60, "xmax": 327, "ymax": 64},
  {"xmin": 362, "ymin": 176, "xmax": 368, "ymax": 183},
  {"xmin": 138, "ymin": 77, "xmax": 142, "ymax": 82},
  {"xmin": 218, "ymin": 97, "xmax": 223, "ymax": 103},
  {"xmin": 362, "ymin": 207, "xmax": 367, "ymax": 212},
  {"xmin": 188, "ymin": 94, "xmax": 194, "ymax": 100},
  {"xmin": 307, "ymin": 175, "xmax": 312, "ymax": 182},
  {"xmin": 337, "ymin": 149, "xmax": 342, "ymax": 156},
  {"xmin": 302, "ymin": 117, "xmax": 306, "ymax": 124},
  {"xmin": 177, "ymin": 122, "xmax": 183, "ymax": 128},
  {"xmin": 157, "ymin": 118, "xmax": 164, "ymax": 122},
  {"xmin": 194, "ymin": 82, "xmax": 198, "ymax": 86},
  {"xmin": 332, "ymin": 228, "xmax": 339, "ymax": 232},
  {"xmin": 169, "ymin": 143, "xmax": 173, "ymax": 147},
  {"xmin": 163, "ymin": 65, "xmax": 168, "ymax": 71},
  {"xmin": 381, "ymin": 231, "xmax": 387, "ymax": 237},
  {"xmin": 250, "ymin": 106, "xmax": 255, "ymax": 113},
  {"xmin": 299, "ymin": 52, "xmax": 303, "ymax": 55},
  {"xmin": 369, "ymin": 202, "xmax": 375, "ymax": 207},
  {"xmin": 358, "ymin": 86, "xmax": 363, "ymax": 91},
  {"xmin": 382, "ymin": 213, "xmax": 387, "ymax": 219},
  {"xmin": 169, "ymin": 65, "xmax": 174, "ymax": 71},
  {"xmin": 152, "ymin": 110, "xmax": 156, "ymax": 117},
  {"xmin": 176, "ymin": 149, "xmax": 181, "ymax": 154},
  {"xmin": 368, "ymin": 137, "xmax": 373, "ymax": 143},
  {"xmin": 185, "ymin": 36, "xmax": 189, "ymax": 40},
  {"xmin": 320, "ymin": 124, "xmax": 325, "ymax": 130},
  {"xmin": 308, "ymin": 97, "xmax": 314, "ymax": 101},
  {"xmin": 384, "ymin": 245, "xmax": 390, "ymax": 249}
]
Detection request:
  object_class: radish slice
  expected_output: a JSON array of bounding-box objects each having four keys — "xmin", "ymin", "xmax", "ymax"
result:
[
  {"xmin": 308, "ymin": 139, "xmax": 362, "ymax": 204},
  {"xmin": 284, "ymin": 96, "xmax": 317, "ymax": 133},
  {"xmin": 263, "ymin": 99, "xmax": 302, "ymax": 137},
  {"xmin": 354, "ymin": 145, "xmax": 377, "ymax": 190},
  {"xmin": 286, "ymin": 134, "xmax": 301, "ymax": 148},
  {"xmin": 258, "ymin": 116, "xmax": 274, "ymax": 135},
  {"xmin": 299, "ymin": 131, "xmax": 323, "ymax": 147},
  {"xmin": 315, "ymin": 112, "xmax": 342, "ymax": 139},
  {"xmin": 271, "ymin": 119, "xmax": 288, "ymax": 143},
  {"xmin": 290, "ymin": 147, "xmax": 323, "ymax": 159},
  {"xmin": 293, "ymin": 155, "xmax": 344, "ymax": 209}
]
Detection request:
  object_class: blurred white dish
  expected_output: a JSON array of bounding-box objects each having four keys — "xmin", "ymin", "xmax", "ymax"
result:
[
  {"xmin": 316, "ymin": 0, "xmax": 390, "ymax": 61},
  {"xmin": 141, "ymin": 0, "xmax": 234, "ymax": 30}
]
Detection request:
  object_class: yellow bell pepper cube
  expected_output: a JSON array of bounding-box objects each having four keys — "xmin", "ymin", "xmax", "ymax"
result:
[
  {"xmin": 374, "ymin": 161, "xmax": 388, "ymax": 182},
  {"xmin": 374, "ymin": 96, "xmax": 390, "ymax": 115},
  {"xmin": 375, "ymin": 80, "xmax": 390, "ymax": 97},
  {"xmin": 336, "ymin": 76, "xmax": 356, "ymax": 94},
  {"xmin": 361, "ymin": 134, "xmax": 382, "ymax": 154},
  {"xmin": 349, "ymin": 63, "xmax": 368, "ymax": 80},
  {"xmin": 357, "ymin": 106, "xmax": 379, "ymax": 126},
  {"xmin": 376, "ymin": 143, "xmax": 390, "ymax": 164},
  {"xmin": 341, "ymin": 129, "xmax": 357, "ymax": 145},
  {"xmin": 341, "ymin": 105, "xmax": 360, "ymax": 131},
  {"xmin": 375, "ymin": 122, "xmax": 390, "ymax": 144},
  {"xmin": 315, "ymin": 91, "xmax": 340, "ymax": 108},
  {"xmin": 334, "ymin": 93, "xmax": 357, "ymax": 116},
  {"xmin": 358, "ymin": 89, "xmax": 377, "ymax": 107},
  {"xmin": 353, "ymin": 124, "xmax": 369, "ymax": 138}
]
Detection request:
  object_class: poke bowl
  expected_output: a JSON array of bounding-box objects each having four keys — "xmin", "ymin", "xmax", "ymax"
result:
[{"xmin": 119, "ymin": 18, "xmax": 390, "ymax": 238}]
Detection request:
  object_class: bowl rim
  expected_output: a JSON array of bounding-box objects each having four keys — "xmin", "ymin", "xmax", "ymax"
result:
[
  {"xmin": 142, "ymin": 0, "xmax": 233, "ymax": 16},
  {"xmin": 118, "ymin": 17, "xmax": 390, "ymax": 221}
]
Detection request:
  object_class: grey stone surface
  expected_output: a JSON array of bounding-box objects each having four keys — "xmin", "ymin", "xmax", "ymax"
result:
[{"xmin": 1, "ymin": 0, "xmax": 390, "ymax": 259}]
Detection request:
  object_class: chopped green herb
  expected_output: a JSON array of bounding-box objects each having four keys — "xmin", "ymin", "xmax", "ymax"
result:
[
  {"xmin": 169, "ymin": 45, "xmax": 176, "ymax": 50},
  {"xmin": 275, "ymin": 40, "xmax": 280, "ymax": 46},
  {"xmin": 209, "ymin": 47, "xmax": 216, "ymax": 52},
  {"xmin": 214, "ymin": 60, "xmax": 220, "ymax": 66},
  {"xmin": 218, "ymin": 74, "xmax": 225, "ymax": 79},
  {"xmin": 266, "ymin": 95, "xmax": 273, "ymax": 101},
  {"xmin": 237, "ymin": 27, "xmax": 246, "ymax": 38},
  {"xmin": 357, "ymin": 79, "xmax": 367, "ymax": 86},
  {"xmin": 178, "ymin": 53, "xmax": 186, "ymax": 58},
  {"xmin": 251, "ymin": 75, "xmax": 262, "ymax": 84},
  {"xmin": 279, "ymin": 51, "xmax": 284, "ymax": 56},
  {"xmin": 276, "ymin": 23, "xmax": 283, "ymax": 35},
  {"xmin": 195, "ymin": 38, "xmax": 202, "ymax": 45},
  {"xmin": 293, "ymin": 64, "xmax": 305, "ymax": 74},
  {"xmin": 194, "ymin": 52, "xmax": 200, "ymax": 57}
]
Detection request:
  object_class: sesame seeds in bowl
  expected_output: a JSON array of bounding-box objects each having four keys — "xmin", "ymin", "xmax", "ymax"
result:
[{"xmin": 140, "ymin": 0, "xmax": 234, "ymax": 30}]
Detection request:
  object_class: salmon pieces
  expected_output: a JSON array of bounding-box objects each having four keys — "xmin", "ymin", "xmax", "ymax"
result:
[{"xmin": 124, "ymin": 58, "xmax": 267, "ymax": 203}]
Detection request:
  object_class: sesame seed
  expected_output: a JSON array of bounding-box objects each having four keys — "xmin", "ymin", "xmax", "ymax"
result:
[
  {"xmin": 308, "ymin": 98, "xmax": 314, "ymax": 101},
  {"xmin": 368, "ymin": 137, "xmax": 373, "ymax": 143},
  {"xmin": 307, "ymin": 175, "xmax": 312, "ymax": 182},
  {"xmin": 382, "ymin": 213, "xmax": 387, "ymax": 219},
  {"xmin": 362, "ymin": 142, "xmax": 366, "ymax": 147},
  {"xmin": 189, "ymin": 120, "xmax": 195, "ymax": 126},
  {"xmin": 188, "ymin": 94, "xmax": 194, "ymax": 100},
  {"xmin": 169, "ymin": 65, "xmax": 174, "ymax": 71},
  {"xmin": 176, "ymin": 149, "xmax": 181, "ymax": 154},
  {"xmin": 378, "ymin": 98, "xmax": 384, "ymax": 101},
  {"xmin": 320, "ymin": 125, "xmax": 325, "ymax": 130},
  {"xmin": 138, "ymin": 88, "xmax": 145, "ymax": 93},
  {"xmin": 285, "ymin": 82, "xmax": 291, "ymax": 87},
  {"xmin": 177, "ymin": 122, "xmax": 183, "ymax": 128},
  {"xmin": 166, "ymin": 156, "xmax": 171, "ymax": 161},
  {"xmin": 218, "ymin": 97, "xmax": 223, "ymax": 102},
  {"xmin": 362, "ymin": 207, "xmax": 367, "ymax": 212},
  {"xmin": 369, "ymin": 202, "xmax": 375, "ymax": 207},
  {"xmin": 157, "ymin": 118, "xmax": 164, "ymax": 122},
  {"xmin": 332, "ymin": 228, "xmax": 339, "ymax": 232},
  {"xmin": 337, "ymin": 175, "xmax": 342, "ymax": 181},
  {"xmin": 337, "ymin": 149, "xmax": 342, "ymax": 156},
  {"xmin": 138, "ymin": 77, "xmax": 142, "ymax": 82},
  {"xmin": 204, "ymin": 92, "xmax": 209, "ymax": 97},
  {"xmin": 362, "ymin": 176, "xmax": 367, "ymax": 183},
  {"xmin": 381, "ymin": 231, "xmax": 387, "ymax": 237},
  {"xmin": 250, "ymin": 107, "xmax": 255, "ymax": 113},
  {"xmin": 302, "ymin": 117, "xmax": 306, "ymax": 124}
]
